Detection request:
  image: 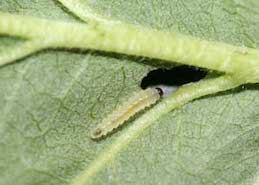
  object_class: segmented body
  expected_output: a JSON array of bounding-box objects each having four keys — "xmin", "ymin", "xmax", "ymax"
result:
[{"xmin": 91, "ymin": 88, "xmax": 162, "ymax": 139}]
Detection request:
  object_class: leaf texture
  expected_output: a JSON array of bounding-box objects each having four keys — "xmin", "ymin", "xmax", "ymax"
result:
[{"xmin": 0, "ymin": 0, "xmax": 258, "ymax": 185}]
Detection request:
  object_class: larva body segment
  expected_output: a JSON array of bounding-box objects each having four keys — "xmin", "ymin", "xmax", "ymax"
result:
[{"xmin": 91, "ymin": 88, "xmax": 162, "ymax": 139}]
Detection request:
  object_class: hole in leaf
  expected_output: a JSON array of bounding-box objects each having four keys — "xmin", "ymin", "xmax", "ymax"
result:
[{"xmin": 141, "ymin": 66, "xmax": 207, "ymax": 90}]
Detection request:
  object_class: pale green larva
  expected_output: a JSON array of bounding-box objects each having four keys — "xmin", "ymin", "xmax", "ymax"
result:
[{"xmin": 91, "ymin": 88, "xmax": 163, "ymax": 139}]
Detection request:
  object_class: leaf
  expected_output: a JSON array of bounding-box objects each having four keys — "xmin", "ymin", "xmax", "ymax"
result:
[{"xmin": 0, "ymin": 1, "xmax": 258, "ymax": 185}]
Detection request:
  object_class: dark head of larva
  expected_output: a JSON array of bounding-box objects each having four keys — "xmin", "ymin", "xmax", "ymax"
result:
[
  {"xmin": 155, "ymin": 87, "xmax": 163, "ymax": 97},
  {"xmin": 91, "ymin": 128, "xmax": 103, "ymax": 139}
]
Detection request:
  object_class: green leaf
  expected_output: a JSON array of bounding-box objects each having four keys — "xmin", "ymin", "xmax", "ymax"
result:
[{"xmin": 0, "ymin": 1, "xmax": 258, "ymax": 185}]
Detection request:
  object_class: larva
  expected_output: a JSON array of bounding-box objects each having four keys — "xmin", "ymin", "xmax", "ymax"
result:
[{"xmin": 91, "ymin": 88, "xmax": 163, "ymax": 139}]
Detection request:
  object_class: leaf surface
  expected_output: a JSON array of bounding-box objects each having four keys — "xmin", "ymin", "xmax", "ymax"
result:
[{"xmin": 0, "ymin": 1, "xmax": 258, "ymax": 185}]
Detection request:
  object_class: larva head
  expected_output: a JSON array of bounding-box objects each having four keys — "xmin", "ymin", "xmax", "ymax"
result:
[
  {"xmin": 91, "ymin": 128, "xmax": 104, "ymax": 139},
  {"xmin": 155, "ymin": 87, "xmax": 163, "ymax": 97}
]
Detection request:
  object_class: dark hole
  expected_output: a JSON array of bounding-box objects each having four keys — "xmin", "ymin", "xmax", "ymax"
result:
[{"xmin": 141, "ymin": 66, "xmax": 207, "ymax": 89}]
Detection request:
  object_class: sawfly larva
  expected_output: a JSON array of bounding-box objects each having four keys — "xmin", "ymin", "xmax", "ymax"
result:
[{"xmin": 91, "ymin": 88, "xmax": 163, "ymax": 139}]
